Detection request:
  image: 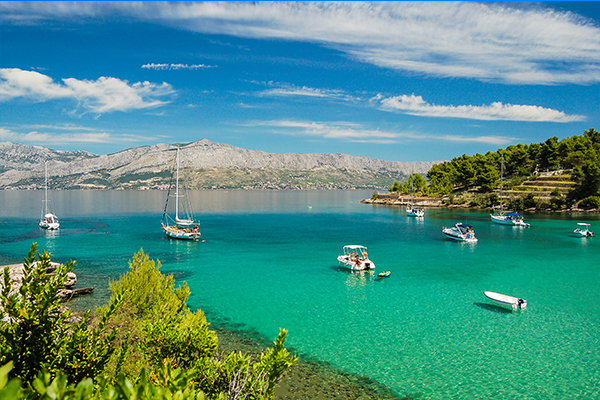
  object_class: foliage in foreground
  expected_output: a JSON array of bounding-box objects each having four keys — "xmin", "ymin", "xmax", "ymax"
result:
[
  {"xmin": 0, "ymin": 244, "xmax": 120, "ymax": 384},
  {"xmin": 0, "ymin": 245, "xmax": 297, "ymax": 400}
]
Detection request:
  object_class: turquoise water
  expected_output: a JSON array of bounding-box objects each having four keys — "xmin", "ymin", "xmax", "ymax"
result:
[{"xmin": 1, "ymin": 190, "xmax": 599, "ymax": 399}]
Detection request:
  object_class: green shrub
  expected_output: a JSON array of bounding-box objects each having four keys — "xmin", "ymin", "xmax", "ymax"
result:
[
  {"xmin": 550, "ymin": 187, "xmax": 562, "ymax": 196},
  {"xmin": 578, "ymin": 196, "xmax": 600, "ymax": 209},
  {"xmin": 0, "ymin": 244, "xmax": 119, "ymax": 383},
  {"xmin": 523, "ymin": 193, "xmax": 536, "ymax": 209},
  {"xmin": 550, "ymin": 196, "xmax": 566, "ymax": 210},
  {"xmin": 507, "ymin": 196, "xmax": 524, "ymax": 211}
]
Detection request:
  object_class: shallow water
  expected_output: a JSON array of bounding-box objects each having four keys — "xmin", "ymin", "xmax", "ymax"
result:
[{"xmin": 1, "ymin": 190, "xmax": 599, "ymax": 399}]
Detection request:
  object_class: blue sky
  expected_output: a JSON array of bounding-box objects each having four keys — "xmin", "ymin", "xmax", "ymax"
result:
[{"xmin": 1, "ymin": 1, "xmax": 599, "ymax": 162}]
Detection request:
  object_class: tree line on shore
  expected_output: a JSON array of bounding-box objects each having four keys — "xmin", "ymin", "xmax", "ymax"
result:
[
  {"xmin": 386, "ymin": 128, "xmax": 600, "ymax": 210},
  {"xmin": 0, "ymin": 244, "xmax": 297, "ymax": 399}
]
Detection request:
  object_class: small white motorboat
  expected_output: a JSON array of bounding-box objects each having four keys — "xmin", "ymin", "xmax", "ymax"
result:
[
  {"xmin": 442, "ymin": 223, "xmax": 478, "ymax": 242},
  {"xmin": 574, "ymin": 223, "xmax": 594, "ymax": 237},
  {"xmin": 337, "ymin": 245, "xmax": 375, "ymax": 271},
  {"xmin": 484, "ymin": 291, "xmax": 527, "ymax": 310}
]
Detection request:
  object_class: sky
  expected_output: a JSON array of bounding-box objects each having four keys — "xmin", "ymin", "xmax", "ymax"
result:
[{"xmin": 0, "ymin": 1, "xmax": 599, "ymax": 162}]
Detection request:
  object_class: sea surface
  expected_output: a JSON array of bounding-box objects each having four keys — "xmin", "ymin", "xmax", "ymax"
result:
[{"xmin": 1, "ymin": 190, "xmax": 599, "ymax": 399}]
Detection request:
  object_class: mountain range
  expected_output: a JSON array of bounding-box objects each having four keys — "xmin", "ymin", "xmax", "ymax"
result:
[{"xmin": 0, "ymin": 140, "xmax": 441, "ymax": 190}]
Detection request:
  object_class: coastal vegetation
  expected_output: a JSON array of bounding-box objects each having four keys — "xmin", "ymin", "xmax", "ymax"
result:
[
  {"xmin": 0, "ymin": 244, "xmax": 297, "ymax": 399},
  {"xmin": 385, "ymin": 129, "xmax": 600, "ymax": 211}
]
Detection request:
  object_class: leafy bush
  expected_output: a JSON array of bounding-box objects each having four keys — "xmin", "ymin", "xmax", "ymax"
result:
[
  {"xmin": 523, "ymin": 193, "xmax": 536, "ymax": 209},
  {"xmin": 0, "ymin": 360, "xmax": 213, "ymax": 400},
  {"xmin": 507, "ymin": 196, "xmax": 524, "ymax": 211},
  {"xmin": 578, "ymin": 196, "xmax": 600, "ymax": 209},
  {"xmin": 549, "ymin": 196, "xmax": 566, "ymax": 210},
  {"xmin": 0, "ymin": 244, "xmax": 119, "ymax": 383},
  {"xmin": 1, "ymin": 247, "xmax": 297, "ymax": 400},
  {"xmin": 100, "ymin": 249, "xmax": 297, "ymax": 398}
]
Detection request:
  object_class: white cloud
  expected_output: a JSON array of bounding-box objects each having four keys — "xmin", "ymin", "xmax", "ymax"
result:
[
  {"xmin": 0, "ymin": 126, "xmax": 156, "ymax": 145},
  {"xmin": 141, "ymin": 63, "xmax": 216, "ymax": 70},
  {"xmin": 379, "ymin": 94, "xmax": 585, "ymax": 123},
  {"xmin": 0, "ymin": 68, "xmax": 174, "ymax": 113},
  {"xmin": 1, "ymin": 2, "xmax": 597, "ymax": 85},
  {"xmin": 256, "ymin": 83, "xmax": 352, "ymax": 100},
  {"xmin": 252, "ymin": 120, "xmax": 513, "ymax": 145}
]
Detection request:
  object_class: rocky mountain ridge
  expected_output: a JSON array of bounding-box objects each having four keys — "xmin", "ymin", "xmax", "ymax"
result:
[{"xmin": 0, "ymin": 140, "xmax": 441, "ymax": 190}]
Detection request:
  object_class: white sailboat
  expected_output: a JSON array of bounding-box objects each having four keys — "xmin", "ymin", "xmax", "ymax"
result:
[
  {"xmin": 39, "ymin": 161, "xmax": 60, "ymax": 230},
  {"xmin": 406, "ymin": 174, "xmax": 424, "ymax": 217},
  {"xmin": 490, "ymin": 154, "xmax": 529, "ymax": 227},
  {"xmin": 161, "ymin": 146, "xmax": 201, "ymax": 240}
]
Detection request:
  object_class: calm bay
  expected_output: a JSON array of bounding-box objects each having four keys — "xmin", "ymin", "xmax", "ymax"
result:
[{"xmin": 1, "ymin": 190, "xmax": 599, "ymax": 399}]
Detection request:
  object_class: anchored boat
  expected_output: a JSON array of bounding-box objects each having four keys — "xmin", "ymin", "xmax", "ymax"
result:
[
  {"xmin": 161, "ymin": 146, "xmax": 201, "ymax": 241},
  {"xmin": 491, "ymin": 154, "xmax": 530, "ymax": 227},
  {"xmin": 442, "ymin": 223, "xmax": 478, "ymax": 242},
  {"xmin": 574, "ymin": 223, "xmax": 594, "ymax": 237},
  {"xmin": 39, "ymin": 161, "xmax": 59, "ymax": 230},
  {"xmin": 484, "ymin": 291, "xmax": 527, "ymax": 310},
  {"xmin": 337, "ymin": 245, "xmax": 375, "ymax": 271}
]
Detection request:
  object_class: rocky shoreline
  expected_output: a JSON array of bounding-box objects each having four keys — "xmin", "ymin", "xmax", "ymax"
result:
[{"xmin": 361, "ymin": 194, "xmax": 599, "ymax": 213}]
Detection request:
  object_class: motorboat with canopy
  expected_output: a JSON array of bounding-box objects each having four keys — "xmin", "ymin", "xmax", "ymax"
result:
[
  {"xmin": 574, "ymin": 223, "xmax": 594, "ymax": 237},
  {"xmin": 337, "ymin": 245, "xmax": 376, "ymax": 271}
]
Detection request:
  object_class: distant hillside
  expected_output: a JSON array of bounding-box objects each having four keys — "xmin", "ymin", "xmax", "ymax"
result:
[{"xmin": 0, "ymin": 140, "xmax": 441, "ymax": 190}]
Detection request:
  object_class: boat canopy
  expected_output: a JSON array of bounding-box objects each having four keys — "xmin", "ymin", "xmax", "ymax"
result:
[
  {"xmin": 505, "ymin": 212, "xmax": 521, "ymax": 217},
  {"xmin": 456, "ymin": 223, "xmax": 472, "ymax": 228},
  {"xmin": 343, "ymin": 245, "xmax": 367, "ymax": 250},
  {"xmin": 577, "ymin": 223, "xmax": 591, "ymax": 226}
]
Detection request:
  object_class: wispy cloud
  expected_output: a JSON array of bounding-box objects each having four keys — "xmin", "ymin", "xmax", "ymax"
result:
[
  {"xmin": 255, "ymin": 82, "xmax": 353, "ymax": 101},
  {"xmin": 251, "ymin": 120, "xmax": 514, "ymax": 145},
  {"xmin": 379, "ymin": 94, "xmax": 585, "ymax": 123},
  {"xmin": 2, "ymin": 2, "xmax": 597, "ymax": 85},
  {"xmin": 141, "ymin": 63, "xmax": 216, "ymax": 70},
  {"xmin": 0, "ymin": 68, "xmax": 174, "ymax": 113},
  {"xmin": 0, "ymin": 126, "xmax": 156, "ymax": 145}
]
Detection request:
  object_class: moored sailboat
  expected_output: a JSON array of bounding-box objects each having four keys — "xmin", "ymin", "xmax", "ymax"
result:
[
  {"xmin": 406, "ymin": 173, "xmax": 424, "ymax": 218},
  {"xmin": 39, "ymin": 161, "xmax": 59, "ymax": 230},
  {"xmin": 490, "ymin": 154, "xmax": 529, "ymax": 227},
  {"xmin": 161, "ymin": 146, "xmax": 200, "ymax": 240}
]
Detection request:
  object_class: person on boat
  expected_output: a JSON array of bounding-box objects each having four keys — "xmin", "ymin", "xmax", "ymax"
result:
[
  {"xmin": 193, "ymin": 225, "xmax": 199, "ymax": 233},
  {"xmin": 362, "ymin": 250, "xmax": 368, "ymax": 260}
]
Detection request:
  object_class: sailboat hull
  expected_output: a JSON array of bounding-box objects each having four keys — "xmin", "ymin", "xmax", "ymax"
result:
[
  {"xmin": 490, "ymin": 214, "xmax": 515, "ymax": 225},
  {"xmin": 407, "ymin": 208, "xmax": 424, "ymax": 217},
  {"xmin": 163, "ymin": 225, "xmax": 200, "ymax": 240},
  {"xmin": 490, "ymin": 214, "xmax": 530, "ymax": 226},
  {"xmin": 39, "ymin": 221, "xmax": 60, "ymax": 230}
]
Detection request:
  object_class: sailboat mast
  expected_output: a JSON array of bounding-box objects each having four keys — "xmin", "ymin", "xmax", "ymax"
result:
[
  {"xmin": 175, "ymin": 147, "xmax": 180, "ymax": 221},
  {"xmin": 499, "ymin": 154, "xmax": 504, "ymax": 211},
  {"xmin": 44, "ymin": 161, "xmax": 48, "ymax": 216},
  {"xmin": 410, "ymin": 173, "xmax": 414, "ymax": 207}
]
